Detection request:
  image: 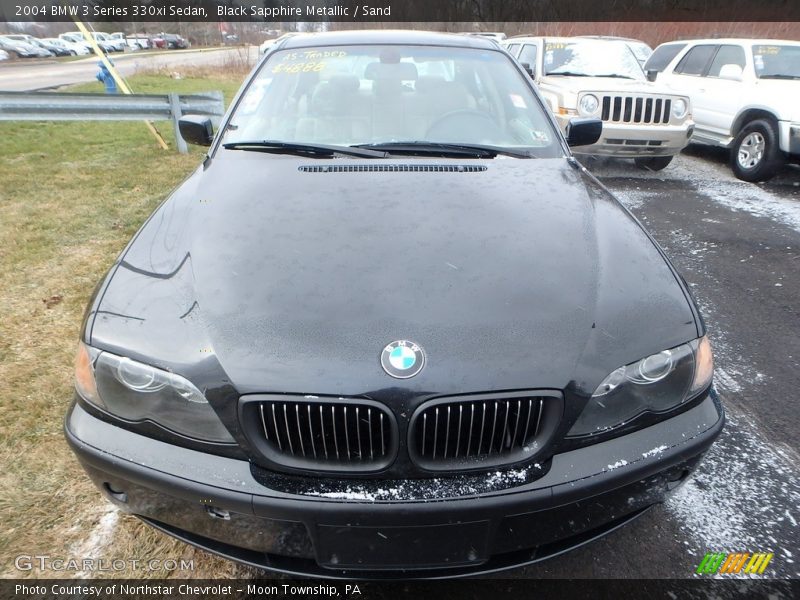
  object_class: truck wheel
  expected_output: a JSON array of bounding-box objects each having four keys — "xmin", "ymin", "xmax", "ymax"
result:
[
  {"xmin": 634, "ymin": 156, "xmax": 673, "ymax": 171},
  {"xmin": 731, "ymin": 119, "xmax": 783, "ymax": 182}
]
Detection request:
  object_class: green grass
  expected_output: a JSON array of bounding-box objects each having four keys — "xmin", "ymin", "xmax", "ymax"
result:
[
  {"xmin": 68, "ymin": 73, "xmax": 243, "ymax": 101},
  {"xmin": 0, "ymin": 73, "xmax": 254, "ymax": 579}
]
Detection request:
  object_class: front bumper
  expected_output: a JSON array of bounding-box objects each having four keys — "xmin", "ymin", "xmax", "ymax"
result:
[
  {"xmin": 558, "ymin": 116, "xmax": 694, "ymax": 157},
  {"xmin": 65, "ymin": 393, "xmax": 724, "ymax": 578}
]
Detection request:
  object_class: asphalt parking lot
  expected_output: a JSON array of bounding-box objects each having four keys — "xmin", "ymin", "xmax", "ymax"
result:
[{"xmin": 502, "ymin": 147, "xmax": 800, "ymax": 580}]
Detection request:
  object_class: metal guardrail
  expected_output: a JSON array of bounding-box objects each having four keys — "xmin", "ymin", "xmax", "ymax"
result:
[{"xmin": 0, "ymin": 90, "xmax": 225, "ymax": 153}]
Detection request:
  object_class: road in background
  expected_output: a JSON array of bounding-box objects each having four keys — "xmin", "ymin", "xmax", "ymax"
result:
[{"xmin": 0, "ymin": 46, "xmax": 259, "ymax": 91}]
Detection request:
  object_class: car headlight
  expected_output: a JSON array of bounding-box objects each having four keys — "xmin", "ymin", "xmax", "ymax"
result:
[
  {"xmin": 74, "ymin": 342, "xmax": 234, "ymax": 443},
  {"xmin": 579, "ymin": 94, "xmax": 600, "ymax": 116},
  {"xmin": 568, "ymin": 336, "xmax": 713, "ymax": 437},
  {"xmin": 672, "ymin": 98, "xmax": 688, "ymax": 119}
]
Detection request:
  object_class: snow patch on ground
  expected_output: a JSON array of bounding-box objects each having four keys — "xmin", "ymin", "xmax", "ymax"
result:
[
  {"xmin": 598, "ymin": 152, "xmax": 800, "ymax": 233},
  {"xmin": 613, "ymin": 187, "xmax": 659, "ymax": 211},
  {"xmin": 71, "ymin": 503, "xmax": 120, "ymax": 578},
  {"xmin": 665, "ymin": 414, "xmax": 800, "ymax": 576}
]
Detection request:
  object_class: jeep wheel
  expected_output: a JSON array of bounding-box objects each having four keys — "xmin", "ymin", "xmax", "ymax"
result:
[
  {"xmin": 731, "ymin": 119, "xmax": 783, "ymax": 182},
  {"xmin": 634, "ymin": 156, "xmax": 673, "ymax": 171}
]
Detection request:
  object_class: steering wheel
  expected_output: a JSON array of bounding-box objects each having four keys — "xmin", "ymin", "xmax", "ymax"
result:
[{"xmin": 425, "ymin": 109, "xmax": 502, "ymax": 142}]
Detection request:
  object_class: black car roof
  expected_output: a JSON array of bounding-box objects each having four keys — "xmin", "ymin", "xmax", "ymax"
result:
[{"xmin": 279, "ymin": 29, "xmax": 499, "ymax": 50}]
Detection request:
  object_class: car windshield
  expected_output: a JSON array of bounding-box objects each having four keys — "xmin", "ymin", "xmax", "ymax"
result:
[
  {"xmin": 752, "ymin": 44, "xmax": 800, "ymax": 79},
  {"xmin": 544, "ymin": 40, "xmax": 645, "ymax": 80},
  {"xmin": 222, "ymin": 44, "xmax": 562, "ymax": 157}
]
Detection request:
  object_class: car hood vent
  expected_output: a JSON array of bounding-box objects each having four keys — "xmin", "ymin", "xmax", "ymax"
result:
[{"xmin": 298, "ymin": 164, "xmax": 488, "ymax": 173}]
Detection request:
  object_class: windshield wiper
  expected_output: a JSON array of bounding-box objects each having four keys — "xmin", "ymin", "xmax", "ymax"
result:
[
  {"xmin": 222, "ymin": 140, "xmax": 388, "ymax": 158},
  {"xmin": 759, "ymin": 74, "xmax": 800, "ymax": 80},
  {"xmin": 546, "ymin": 71, "xmax": 593, "ymax": 77},
  {"xmin": 548, "ymin": 71, "xmax": 638, "ymax": 79},
  {"xmin": 591, "ymin": 74, "xmax": 638, "ymax": 79},
  {"xmin": 351, "ymin": 141, "xmax": 533, "ymax": 159}
]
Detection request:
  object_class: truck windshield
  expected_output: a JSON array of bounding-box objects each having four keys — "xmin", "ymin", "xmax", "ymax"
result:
[
  {"xmin": 544, "ymin": 40, "xmax": 645, "ymax": 80},
  {"xmin": 752, "ymin": 44, "xmax": 800, "ymax": 79},
  {"xmin": 223, "ymin": 44, "xmax": 562, "ymax": 157}
]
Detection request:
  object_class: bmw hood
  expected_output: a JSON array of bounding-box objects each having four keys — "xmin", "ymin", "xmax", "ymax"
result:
[{"xmin": 89, "ymin": 154, "xmax": 698, "ymax": 399}]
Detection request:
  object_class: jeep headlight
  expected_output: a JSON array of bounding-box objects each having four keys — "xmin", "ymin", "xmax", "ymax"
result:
[
  {"xmin": 579, "ymin": 94, "xmax": 600, "ymax": 116},
  {"xmin": 74, "ymin": 342, "xmax": 234, "ymax": 443},
  {"xmin": 568, "ymin": 336, "xmax": 713, "ymax": 437},
  {"xmin": 672, "ymin": 98, "xmax": 688, "ymax": 119}
]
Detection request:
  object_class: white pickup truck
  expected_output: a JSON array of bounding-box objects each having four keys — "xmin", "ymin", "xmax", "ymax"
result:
[{"xmin": 648, "ymin": 39, "xmax": 800, "ymax": 181}]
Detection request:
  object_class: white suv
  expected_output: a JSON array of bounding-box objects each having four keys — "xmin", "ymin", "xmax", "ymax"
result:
[
  {"xmin": 504, "ymin": 36, "xmax": 693, "ymax": 171},
  {"xmin": 651, "ymin": 39, "xmax": 800, "ymax": 181}
]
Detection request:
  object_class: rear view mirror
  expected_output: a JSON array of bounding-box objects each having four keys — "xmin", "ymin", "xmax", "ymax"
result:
[
  {"xmin": 718, "ymin": 64, "xmax": 743, "ymax": 81},
  {"xmin": 520, "ymin": 62, "xmax": 535, "ymax": 78},
  {"xmin": 646, "ymin": 69, "xmax": 658, "ymax": 82},
  {"xmin": 566, "ymin": 118, "xmax": 602, "ymax": 147},
  {"xmin": 178, "ymin": 115, "xmax": 214, "ymax": 146}
]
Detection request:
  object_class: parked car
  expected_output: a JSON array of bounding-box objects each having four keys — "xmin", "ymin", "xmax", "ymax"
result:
[
  {"xmin": 41, "ymin": 37, "xmax": 89, "ymax": 56},
  {"xmin": 160, "ymin": 33, "xmax": 189, "ymax": 49},
  {"xmin": 650, "ymin": 38, "xmax": 800, "ymax": 181},
  {"xmin": 66, "ymin": 30, "xmax": 722, "ymax": 577},
  {"xmin": 58, "ymin": 33, "xmax": 93, "ymax": 55},
  {"xmin": 30, "ymin": 38, "xmax": 73, "ymax": 57},
  {"xmin": 579, "ymin": 35, "xmax": 653, "ymax": 67},
  {"xmin": 91, "ymin": 32, "xmax": 125, "ymax": 53},
  {"xmin": 124, "ymin": 34, "xmax": 151, "ymax": 50},
  {"xmin": 0, "ymin": 36, "xmax": 48, "ymax": 58},
  {"xmin": 3, "ymin": 34, "xmax": 54, "ymax": 57},
  {"xmin": 504, "ymin": 36, "xmax": 694, "ymax": 170},
  {"xmin": 109, "ymin": 32, "xmax": 145, "ymax": 50},
  {"xmin": 57, "ymin": 31, "xmax": 117, "ymax": 54}
]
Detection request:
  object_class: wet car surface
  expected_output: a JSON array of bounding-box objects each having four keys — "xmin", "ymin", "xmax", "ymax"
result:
[{"xmin": 65, "ymin": 30, "xmax": 722, "ymax": 577}]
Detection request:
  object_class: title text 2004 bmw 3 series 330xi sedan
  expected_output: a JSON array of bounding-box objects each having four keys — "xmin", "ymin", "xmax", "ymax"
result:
[{"xmin": 65, "ymin": 31, "xmax": 723, "ymax": 577}]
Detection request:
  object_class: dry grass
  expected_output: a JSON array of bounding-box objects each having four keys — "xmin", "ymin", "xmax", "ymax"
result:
[
  {"xmin": 132, "ymin": 46, "xmax": 258, "ymax": 82},
  {"xmin": 0, "ymin": 76, "xmax": 257, "ymax": 579}
]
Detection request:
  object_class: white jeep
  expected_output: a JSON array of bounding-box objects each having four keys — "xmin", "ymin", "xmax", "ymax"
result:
[
  {"xmin": 649, "ymin": 39, "xmax": 800, "ymax": 181},
  {"xmin": 504, "ymin": 36, "xmax": 694, "ymax": 171}
]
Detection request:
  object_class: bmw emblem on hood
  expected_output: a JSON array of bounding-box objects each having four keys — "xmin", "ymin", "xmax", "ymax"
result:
[{"xmin": 381, "ymin": 340, "xmax": 425, "ymax": 379}]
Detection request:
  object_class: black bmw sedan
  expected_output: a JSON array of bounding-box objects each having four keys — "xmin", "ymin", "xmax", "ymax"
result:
[{"xmin": 66, "ymin": 30, "xmax": 722, "ymax": 577}]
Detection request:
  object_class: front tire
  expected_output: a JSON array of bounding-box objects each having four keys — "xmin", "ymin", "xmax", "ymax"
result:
[
  {"xmin": 634, "ymin": 156, "xmax": 673, "ymax": 171},
  {"xmin": 730, "ymin": 119, "xmax": 783, "ymax": 182}
]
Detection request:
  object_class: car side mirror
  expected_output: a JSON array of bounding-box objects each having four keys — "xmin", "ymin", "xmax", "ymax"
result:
[
  {"xmin": 718, "ymin": 64, "xmax": 743, "ymax": 81},
  {"xmin": 178, "ymin": 115, "xmax": 214, "ymax": 146},
  {"xmin": 645, "ymin": 69, "xmax": 658, "ymax": 82},
  {"xmin": 520, "ymin": 62, "xmax": 535, "ymax": 78},
  {"xmin": 566, "ymin": 117, "xmax": 602, "ymax": 147}
]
